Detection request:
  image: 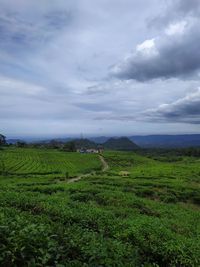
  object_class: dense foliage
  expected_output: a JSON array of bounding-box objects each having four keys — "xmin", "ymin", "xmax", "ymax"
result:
[
  {"xmin": 0, "ymin": 134, "xmax": 6, "ymax": 146},
  {"xmin": 0, "ymin": 148, "xmax": 199, "ymax": 266}
]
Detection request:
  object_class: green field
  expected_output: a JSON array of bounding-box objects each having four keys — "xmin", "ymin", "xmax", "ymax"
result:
[
  {"xmin": 0, "ymin": 148, "xmax": 102, "ymax": 177},
  {"xmin": 0, "ymin": 148, "xmax": 200, "ymax": 266}
]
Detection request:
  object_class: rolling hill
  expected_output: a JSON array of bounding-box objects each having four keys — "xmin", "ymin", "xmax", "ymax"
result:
[{"xmin": 103, "ymin": 137, "xmax": 139, "ymax": 151}]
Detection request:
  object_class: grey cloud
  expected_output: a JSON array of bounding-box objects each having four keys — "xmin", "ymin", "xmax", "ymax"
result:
[
  {"xmin": 0, "ymin": 8, "xmax": 72, "ymax": 52},
  {"xmin": 2, "ymin": 0, "xmax": 200, "ymax": 136},
  {"xmin": 149, "ymin": 0, "xmax": 200, "ymax": 28},
  {"xmin": 75, "ymin": 102, "xmax": 111, "ymax": 112},
  {"xmin": 144, "ymin": 89, "xmax": 200, "ymax": 124},
  {"xmin": 111, "ymin": 0, "xmax": 200, "ymax": 82},
  {"xmin": 44, "ymin": 10, "xmax": 72, "ymax": 30},
  {"xmin": 175, "ymin": 0, "xmax": 200, "ymax": 15},
  {"xmin": 85, "ymin": 85, "xmax": 108, "ymax": 95},
  {"xmin": 95, "ymin": 88, "xmax": 200, "ymax": 125},
  {"xmin": 111, "ymin": 21, "xmax": 200, "ymax": 81},
  {"xmin": 94, "ymin": 115, "xmax": 136, "ymax": 121}
]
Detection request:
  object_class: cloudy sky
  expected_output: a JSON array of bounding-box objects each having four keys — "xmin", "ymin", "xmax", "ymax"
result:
[{"xmin": 1, "ymin": 0, "xmax": 200, "ymax": 138}]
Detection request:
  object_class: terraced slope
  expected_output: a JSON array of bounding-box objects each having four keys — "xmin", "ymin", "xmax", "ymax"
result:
[
  {"xmin": 0, "ymin": 149, "xmax": 199, "ymax": 266},
  {"xmin": 0, "ymin": 148, "xmax": 101, "ymax": 177}
]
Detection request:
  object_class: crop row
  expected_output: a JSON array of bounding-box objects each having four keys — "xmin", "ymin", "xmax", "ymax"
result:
[{"xmin": 0, "ymin": 148, "xmax": 101, "ymax": 176}]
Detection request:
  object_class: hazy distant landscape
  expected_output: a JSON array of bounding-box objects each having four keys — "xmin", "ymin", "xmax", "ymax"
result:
[{"xmin": 7, "ymin": 134, "xmax": 200, "ymax": 148}]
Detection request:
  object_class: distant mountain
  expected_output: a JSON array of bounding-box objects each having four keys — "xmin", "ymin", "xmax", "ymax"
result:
[
  {"xmin": 89, "ymin": 136, "xmax": 110, "ymax": 144},
  {"xmin": 7, "ymin": 134, "xmax": 200, "ymax": 148},
  {"xmin": 130, "ymin": 134, "xmax": 200, "ymax": 148},
  {"xmin": 72, "ymin": 138, "xmax": 98, "ymax": 149},
  {"xmin": 103, "ymin": 137, "xmax": 139, "ymax": 151},
  {"xmin": 7, "ymin": 139, "xmax": 23, "ymax": 144},
  {"xmin": 35, "ymin": 138, "xmax": 72, "ymax": 144}
]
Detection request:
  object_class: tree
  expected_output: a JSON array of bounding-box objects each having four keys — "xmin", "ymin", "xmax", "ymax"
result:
[
  {"xmin": 16, "ymin": 141, "xmax": 27, "ymax": 148},
  {"xmin": 62, "ymin": 141, "xmax": 76, "ymax": 152},
  {"xmin": 0, "ymin": 134, "xmax": 6, "ymax": 146},
  {"xmin": 48, "ymin": 140, "xmax": 62, "ymax": 149}
]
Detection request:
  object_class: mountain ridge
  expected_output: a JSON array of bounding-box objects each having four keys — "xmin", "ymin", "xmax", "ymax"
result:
[{"xmin": 6, "ymin": 134, "xmax": 200, "ymax": 148}]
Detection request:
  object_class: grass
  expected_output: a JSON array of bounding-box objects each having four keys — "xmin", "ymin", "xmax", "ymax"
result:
[{"xmin": 0, "ymin": 148, "xmax": 199, "ymax": 266}]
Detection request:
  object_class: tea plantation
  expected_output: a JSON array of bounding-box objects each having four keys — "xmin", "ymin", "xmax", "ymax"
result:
[
  {"xmin": 0, "ymin": 148, "xmax": 102, "ymax": 177},
  {"xmin": 0, "ymin": 148, "xmax": 200, "ymax": 266}
]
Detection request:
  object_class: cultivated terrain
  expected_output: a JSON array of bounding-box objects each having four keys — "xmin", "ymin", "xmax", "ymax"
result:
[{"xmin": 0, "ymin": 146, "xmax": 200, "ymax": 266}]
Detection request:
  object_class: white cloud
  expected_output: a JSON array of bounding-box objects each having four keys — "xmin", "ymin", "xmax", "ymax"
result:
[
  {"xmin": 165, "ymin": 21, "xmax": 187, "ymax": 36},
  {"xmin": 136, "ymin": 38, "xmax": 158, "ymax": 56},
  {"xmin": 111, "ymin": 7, "xmax": 200, "ymax": 81},
  {"xmin": 0, "ymin": 76, "xmax": 46, "ymax": 96}
]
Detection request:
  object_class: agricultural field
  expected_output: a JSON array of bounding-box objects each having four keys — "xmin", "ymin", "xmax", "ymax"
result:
[
  {"xmin": 0, "ymin": 148, "xmax": 200, "ymax": 266},
  {"xmin": 0, "ymin": 147, "xmax": 102, "ymax": 178}
]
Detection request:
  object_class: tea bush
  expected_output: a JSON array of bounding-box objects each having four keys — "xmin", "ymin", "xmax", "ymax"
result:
[{"xmin": 0, "ymin": 148, "xmax": 199, "ymax": 266}]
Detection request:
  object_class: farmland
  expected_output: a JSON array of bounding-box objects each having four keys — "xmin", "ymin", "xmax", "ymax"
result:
[
  {"xmin": 0, "ymin": 148, "xmax": 200, "ymax": 266},
  {"xmin": 0, "ymin": 147, "xmax": 102, "ymax": 177}
]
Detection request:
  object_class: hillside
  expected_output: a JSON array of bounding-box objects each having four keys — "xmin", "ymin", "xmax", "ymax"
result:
[
  {"xmin": 72, "ymin": 138, "xmax": 97, "ymax": 149},
  {"xmin": 130, "ymin": 134, "xmax": 200, "ymax": 148},
  {"xmin": 89, "ymin": 136, "xmax": 110, "ymax": 144},
  {"xmin": 103, "ymin": 137, "xmax": 139, "ymax": 151},
  {"xmin": 7, "ymin": 134, "xmax": 200, "ymax": 148},
  {"xmin": 91, "ymin": 134, "xmax": 200, "ymax": 148},
  {"xmin": 0, "ymin": 148, "xmax": 199, "ymax": 266}
]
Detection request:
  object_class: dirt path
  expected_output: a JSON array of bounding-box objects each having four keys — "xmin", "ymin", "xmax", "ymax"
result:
[
  {"xmin": 67, "ymin": 155, "xmax": 108, "ymax": 183},
  {"xmin": 67, "ymin": 172, "xmax": 94, "ymax": 183},
  {"xmin": 99, "ymin": 155, "xmax": 109, "ymax": 172}
]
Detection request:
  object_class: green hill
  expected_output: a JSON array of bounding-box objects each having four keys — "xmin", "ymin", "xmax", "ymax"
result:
[
  {"xmin": 72, "ymin": 139, "xmax": 97, "ymax": 149},
  {"xmin": 103, "ymin": 137, "xmax": 139, "ymax": 151}
]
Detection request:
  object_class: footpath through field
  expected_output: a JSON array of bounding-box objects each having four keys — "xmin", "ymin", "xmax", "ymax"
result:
[
  {"xmin": 67, "ymin": 155, "xmax": 108, "ymax": 183},
  {"xmin": 99, "ymin": 155, "xmax": 109, "ymax": 172}
]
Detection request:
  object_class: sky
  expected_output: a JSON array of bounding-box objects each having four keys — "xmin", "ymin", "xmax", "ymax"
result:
[{"xmin": 1, "ymin": 0, "xmax": 200, "ymax": 138}]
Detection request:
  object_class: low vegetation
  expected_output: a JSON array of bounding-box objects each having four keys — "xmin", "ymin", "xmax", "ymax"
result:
[
  {"xmin": 0, "ymin": 147, "xmax": 101, "ymax": 178},
  {"xmin": 0, "ymin": 147, "xmax": 200, "ymax": 266}
]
